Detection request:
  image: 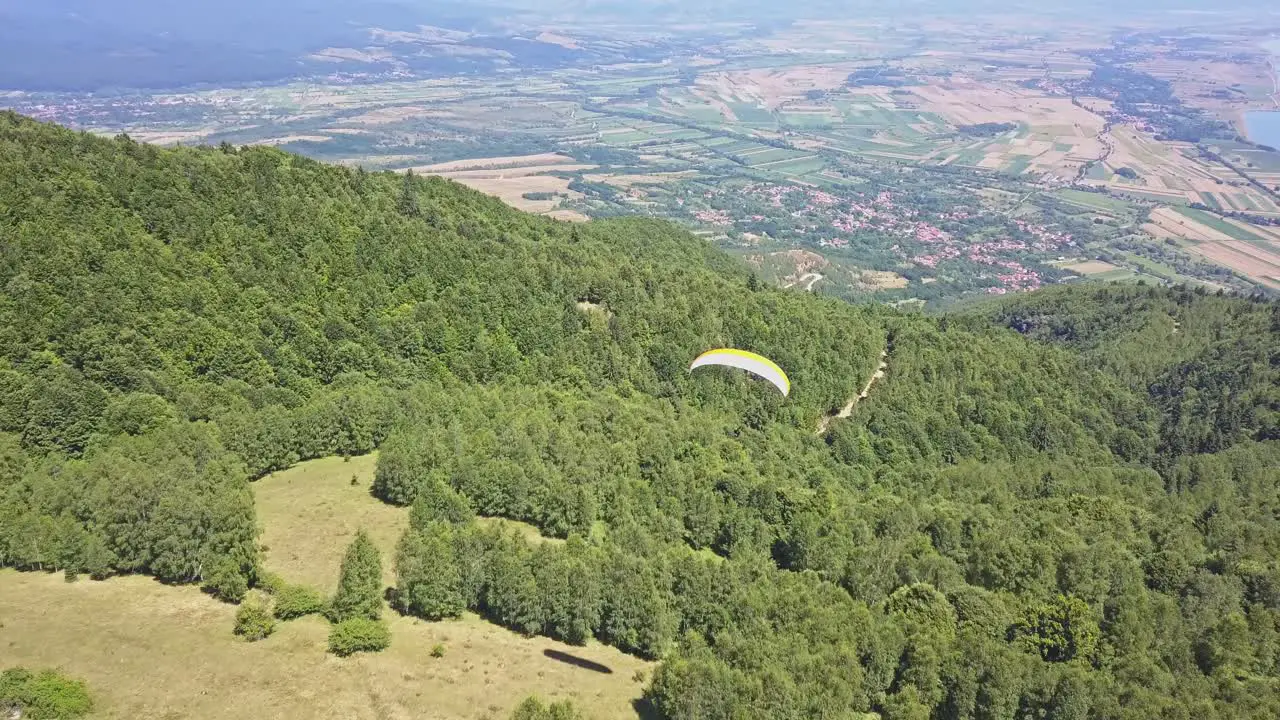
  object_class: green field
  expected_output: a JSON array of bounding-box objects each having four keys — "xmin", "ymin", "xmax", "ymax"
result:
[
  {"xmin": 677, "ymin": 106, "xmax": 729, "ymax": 123},
  {"xmin": 780, "ymin": 112, "xmax": 836, "ymax": 128},
  {"xmin": 1085, "ymin": 163, "xmax": 1111, "ymax": 181},
  {"xmin": 764, "ymin": 157, "xmax": 829, "ymax": 175},
  {"xmin": 1090, "ymin": 267, "xmax": 1152, "ymax": 283},
  {"xmin": 1112, "ymin": 188, "xmax": 1190, "ymax": 204},
  {"xmin": 1172, "ymin": 206, "xmax": 1276, "ymax": 248},
  {"xmin": 1197, "ymin": 192, "xmax": 1223, "ymax": 210},
  {"xmin": 1006, "ymin": 156, "xmax": 1033, "ymax": 175},
  {"xmin": 742, "ymin": 148, "xmax": 811, "ymax": 165},
  {"xmin": 729, "ymin": 103, "xmax": 776, "ymax": 124},
  {"xmin": 1230, "ymin": 150, "xmax": 1280, "ymax": 172},
  {"xmin": 1053, "ymin": 188, "xmax": 1136, "ymax": 213},
  {"xmin": 599, "ymin": 130, "xmax": 655, "ymax": 145},
  {"xmin": 1117, "ymin": 251, "xmax": 1222, "ymax": 289}
]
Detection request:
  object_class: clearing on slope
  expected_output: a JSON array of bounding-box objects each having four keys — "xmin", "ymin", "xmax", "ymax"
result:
[
  {"xmin": 254, "ymin": 453, "xmax": 404, "ymax": 592},
  {"xmin": 254, "ymin": 454, "xmax": 564, "ymax": 591},
  {"xmin": 0, "ymin": 571, "xmax": 652, "ymax": 720}
]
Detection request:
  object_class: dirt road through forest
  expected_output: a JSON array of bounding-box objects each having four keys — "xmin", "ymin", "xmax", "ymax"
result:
[{"xmin": 816, "ymin": 347, "xmax": 888, "ymax": 435}]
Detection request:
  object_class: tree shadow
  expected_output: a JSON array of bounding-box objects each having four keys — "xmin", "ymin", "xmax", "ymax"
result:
[
  {"xmin": 542, "ymin": 648, "xmax": 613, "ymax": 674},
  {"xmin": 632, "ymin": 697, "xmax": 661, "ymax": 720}
]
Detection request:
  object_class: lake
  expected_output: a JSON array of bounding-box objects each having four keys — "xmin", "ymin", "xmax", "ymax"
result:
[{"xmin": 1244, "ymin": 111, "xmax": 1280, "ymax": 149}]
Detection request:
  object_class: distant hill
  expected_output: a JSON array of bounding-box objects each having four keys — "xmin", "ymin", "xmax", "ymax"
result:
[
  {"xmin": 3, "ymin": 0, "xmax": 1270, "ymax": 91},
  {"xmin": 0, "ymin": 0, "xmax": 517, "ymax": 91}
]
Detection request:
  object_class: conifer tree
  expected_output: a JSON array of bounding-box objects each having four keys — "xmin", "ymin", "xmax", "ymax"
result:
[
  {"xmin": 394, "ymin": 523, "xmax": 465, "ymax": 620},
  {"xmin": 329, "ymin": 530, "xmax": 383, "ymax": 622}
]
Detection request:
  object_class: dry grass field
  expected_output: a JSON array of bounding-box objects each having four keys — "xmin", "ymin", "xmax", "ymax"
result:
[
  {"xmin": 0, "ymin": 571, "xmax": 652, "ymax": 720},
  {"xmin": 401, "ymin": 154, "xmax": 592, "ymax": 220},
  {"xmin": 0, "ymin": 452, "xmax": 652, "ymax": 720},
  {"xmin": 410, "ymin": 154, "xmax": 579, "ymax": 173},
  {"xmin": 254, "ymin": 453, "xmax": 402, "ymax": 592},
  {"xmin": 1145, "ymin": 208, "xmax": 1280, "ymax": 290},
  {"xmin": 912, "ymin": 83, "xmax": 1104, "ymax": 131},
  {"xmin": 696, "ymin": 64, "xmax": 863, "ymax": 109},
  {"xmin": 1065, "ymin": 260, "xmax": 1122, "ymax": 275}
]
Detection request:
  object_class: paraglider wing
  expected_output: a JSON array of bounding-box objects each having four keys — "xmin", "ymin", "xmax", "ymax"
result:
[{"xmin": 689, "ymin": 349, "xmax": 790, "ymax": 397}]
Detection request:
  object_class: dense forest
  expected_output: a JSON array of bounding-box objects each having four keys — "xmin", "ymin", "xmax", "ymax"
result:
[{"xmin": 1, "ymin": 112, "xmax": 1279, "ymax": 719}]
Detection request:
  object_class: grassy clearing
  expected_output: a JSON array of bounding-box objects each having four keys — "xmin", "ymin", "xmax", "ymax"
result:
[
  {"xmin": 0, "ymin": 452, "xmax": 651, "ymax": 719},
  {"xmin": 741, "ymin": 148, "xmax": 806, "ymax": 166},
  {"xmin": 1092, "ymin": 268, "xmax": 1143, "ymax": 282},
  {"xmin": 0, "ymin": 571, "xmax": 652, "ymax": 720},
  {"xmin": 1230, "ymin": 150, "xmax": 1280, "ymax": 172},
  {"xmin": 1112, "ymin": 188, "xmax": 1190, "ymax": 205},
  {"xmin": 1064, "ymin": 260, "xmax": 1121, "ymax": 275},
  {"xmin": 1053, "ymin": 188, "xmax": 1135, "ymax": 213},
  {"xmin": 1005, "ymin": 156, "xmax": 1033, "ymax": 175},
  {"xmin": 254, "ymin": 453, "xmax": 405, "ymax": 592}
]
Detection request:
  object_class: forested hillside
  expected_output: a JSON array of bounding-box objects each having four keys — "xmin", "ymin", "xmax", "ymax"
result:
[{"xmin": 1, "ymin": 112, "xmax": 1279, "ymax": 719}]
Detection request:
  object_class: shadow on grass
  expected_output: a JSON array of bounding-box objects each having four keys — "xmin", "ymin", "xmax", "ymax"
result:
[
  {"xmin": 632, "ymin": 697, "xmax": 661, "ymax": 720},
  {"xmin": 541, "ymin": 648, "xmax": 613, "ymax": 674}
]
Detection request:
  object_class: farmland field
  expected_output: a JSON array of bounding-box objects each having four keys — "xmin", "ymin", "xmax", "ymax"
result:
[{"xmin": 9, "ymin": 12, "xmax": 1279, "ymax": 303}]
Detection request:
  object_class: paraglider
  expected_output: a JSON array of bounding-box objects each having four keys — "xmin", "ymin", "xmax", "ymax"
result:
[{"xmin": 689, "ymin": 349, "xmax": 790, "ymax": 397}]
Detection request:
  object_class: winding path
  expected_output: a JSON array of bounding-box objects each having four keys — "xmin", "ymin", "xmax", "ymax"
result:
[
  {"xmin": 1071, "ymin": 100, "xmax": 1115, "ymax": 185},
  {"xmin": 816, "ymin": 347, "xmax": 888, "ymax": 436},
  {"xmin": 783, "ymin": 272, "xmax": 824, "ymax": 291}
]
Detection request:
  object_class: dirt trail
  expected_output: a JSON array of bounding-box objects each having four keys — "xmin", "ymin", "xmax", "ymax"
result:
[
  {"xmin": 816, "ymin": 347, "xmax": 888, "ymax": 436},
  {"xmin": 1072, "ymin": 101, "xmax": 1114, "ymax": 184},
  {"xmin": 783, "ymin": 272, "xmax": 824, "ymax": 291}
]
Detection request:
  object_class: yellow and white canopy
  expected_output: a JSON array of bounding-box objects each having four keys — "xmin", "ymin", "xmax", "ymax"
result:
[{"xmin": 689, "ymin": 348, "xmax": 790, "ymax": 397}]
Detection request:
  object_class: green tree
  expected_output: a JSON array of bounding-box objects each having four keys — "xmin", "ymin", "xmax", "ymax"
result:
[
  {"xmin": 409, "ymin": 477, "xmax": 474, "ymax": 528},
  {"xmin": 1016, "ymin": 595, "xmax": 1100, "ymax": 664},
  {"xmin": 399, "ymin": 169, "xmax": 420, "ymax": 217},
  {"xmin": 394, "ymin": 524, "xmax": 466, "ymax": 620},
  {"xmin": 329, "ymin": 530, "xmax": 383, "ymax": 622}
]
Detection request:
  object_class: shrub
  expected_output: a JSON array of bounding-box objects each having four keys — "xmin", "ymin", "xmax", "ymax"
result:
[
  {"xmin": 202, "ymin": 559, "xmax": 249, "ymax": 603},
  {"xmin": 273, "ymin": 583, "xmax": 325, "ymax": 620},
  {"xmin": 430, "ymin": 643, "xmax": 446, "ymax": 658},
  {"xmin": 256, "ymin": 571, "xmax": 287, "ymax": 595},
  {"xmin": 328, "ymin": 617, "xmax": 391, "ymax": 656},
  {"xmin": 509, "ymin": 696, "xmax": 586, "ymax": 720},
  {"xmin": 0, "ymin": 667, "xmax": 93, "ymax": 719},
  {"xmin": 234, "ymin": 592, "xmax": 276, "ymax": 641}
]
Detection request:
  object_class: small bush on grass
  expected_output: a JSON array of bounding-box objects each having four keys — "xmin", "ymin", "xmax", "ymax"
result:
[
  {"xmin": 0, "ymin": 667, "xmax": 93, "ymax": 719},
  {"xmin": 509, "ymin": 696, "xmax": 586, "ymax": 720},
  {"xmin": 202, "ymin": 559, "xmax": 249, "ymax": 603},
  {"xmin": 328, "ymin": 617, "xmax": 391, "ymax": 656},
  {"xmin": 273, "ymin": 583, "xmax": 325, "ymax": 620},
  {"xmin": 234, "ymin": 592, "xmax": 276, "ymax": 641}
]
